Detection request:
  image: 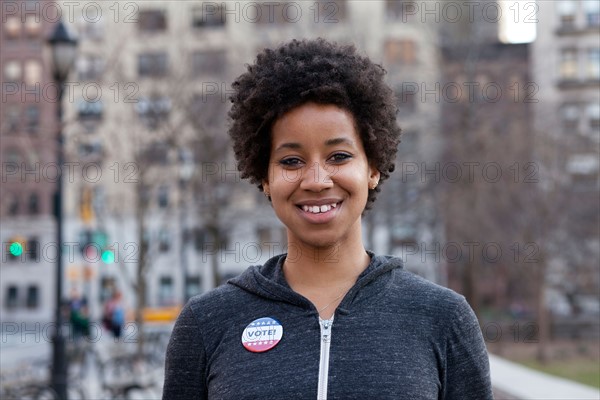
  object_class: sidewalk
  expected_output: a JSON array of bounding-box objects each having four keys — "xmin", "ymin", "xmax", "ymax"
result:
[
  {"xmin": 490, "ymin": 354, "xmax": 600, "ymax": 400},
  {"xmin": 80, "ymin": 337, "xmax": 164, "ymax": 399}
]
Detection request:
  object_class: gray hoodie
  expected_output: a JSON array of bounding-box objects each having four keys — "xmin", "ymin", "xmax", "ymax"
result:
[{"xmin": 163, "ymin": 253, "xmax": 493, "ymax": 399}]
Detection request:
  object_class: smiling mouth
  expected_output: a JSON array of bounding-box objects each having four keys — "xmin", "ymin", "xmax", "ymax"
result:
[{"xmin": 298, "ymin": 202, "xmax": 340, "ymax": 214}]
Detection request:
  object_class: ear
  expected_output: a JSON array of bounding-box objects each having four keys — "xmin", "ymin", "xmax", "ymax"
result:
[
  {"xmin": 368, "ymin": 166, "xmax": 381, "ymax": 189},
  {"xmin": 262, "ymin": 180, "xmax": 270, "ymax": 195}
]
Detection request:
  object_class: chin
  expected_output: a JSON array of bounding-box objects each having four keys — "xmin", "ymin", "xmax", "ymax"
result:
[{"xmin": 297, "ymin": 232, "xmax": 347, "ymax": 251}]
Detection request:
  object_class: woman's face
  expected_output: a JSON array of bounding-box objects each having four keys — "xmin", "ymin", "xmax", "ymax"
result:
[{"xmin": 263, "ymin": 102, "xmax": 380, "ymax": 250}]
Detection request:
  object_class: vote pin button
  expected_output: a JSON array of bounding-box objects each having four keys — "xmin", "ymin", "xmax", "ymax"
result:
[{"xmin": 241, "ymin": 317, "xmax": 283, "ymax": 353}]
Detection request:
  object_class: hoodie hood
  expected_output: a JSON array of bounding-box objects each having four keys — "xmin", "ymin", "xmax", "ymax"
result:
[{"xmin": 228, "ymin": 251, "xmax": 404, "ymax": 315}]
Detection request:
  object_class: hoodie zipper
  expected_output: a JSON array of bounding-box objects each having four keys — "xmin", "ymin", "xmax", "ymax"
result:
[{"xmin": 317, "ymin": 317, "xmax": 333, "ymax": 400}]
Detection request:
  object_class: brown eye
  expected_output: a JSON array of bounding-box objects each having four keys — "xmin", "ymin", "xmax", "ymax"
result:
[
  {"xmin": 329, "ymin": 153, "xmax": 352, "ymax": 162},
  {"xmin": 279, "ymin": 157, "xmax": 303, "ymax": 167}
]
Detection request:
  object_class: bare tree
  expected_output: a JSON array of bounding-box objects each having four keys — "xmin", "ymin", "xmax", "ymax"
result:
[{"xmin": 65, "ymin": 22, "xmax": 236, "ymax": 355}]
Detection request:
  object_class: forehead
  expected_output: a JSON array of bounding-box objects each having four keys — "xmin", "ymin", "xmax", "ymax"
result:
[{"xmin": 270, "ymin": 103, "xmax": 360, "ymax": 144}]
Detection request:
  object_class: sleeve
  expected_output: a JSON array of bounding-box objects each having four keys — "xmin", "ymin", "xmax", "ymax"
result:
[
  {"xmin": 442, "ymin": 296, "xmax": 493, "ymax": 400},
  {"xmin": 162, "ymin": 301, "xmax": 207, "ymax": 400}
]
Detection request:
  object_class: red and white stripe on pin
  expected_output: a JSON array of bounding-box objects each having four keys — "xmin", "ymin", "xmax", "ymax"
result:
[{"xmin": 241, "ymin": 317, "xmax": 283, "ymax": 353}]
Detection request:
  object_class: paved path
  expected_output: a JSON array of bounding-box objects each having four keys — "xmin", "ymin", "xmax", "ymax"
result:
[{"xmin": 490, "ymin": 354, "xmax": 600, "ymax": 400}]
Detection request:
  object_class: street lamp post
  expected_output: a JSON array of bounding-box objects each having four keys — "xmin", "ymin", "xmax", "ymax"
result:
[{"xmin": 47, "ymin": 20, "xmax": 78, "ymax": 400}]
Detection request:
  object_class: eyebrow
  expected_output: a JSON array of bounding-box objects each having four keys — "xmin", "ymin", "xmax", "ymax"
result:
[{"xmin": 274, "ymin": 137, "xmax": 355, "ymax": 152}]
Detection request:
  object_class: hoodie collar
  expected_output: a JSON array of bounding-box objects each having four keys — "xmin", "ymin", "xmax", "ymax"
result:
[{"xmin": 228, "ymin": 251, "xmax": 404, "ymax": 314}]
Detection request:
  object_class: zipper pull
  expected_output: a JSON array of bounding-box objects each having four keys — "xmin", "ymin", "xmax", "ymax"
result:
[{"xmin": 321, "ymin": 319, "xmax": 332, "ymax": 342}]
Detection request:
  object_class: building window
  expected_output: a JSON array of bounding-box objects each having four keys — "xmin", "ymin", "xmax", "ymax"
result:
[
  {"xmin": 158, "ymin": 228, "xmax": 170, "ymax": 252},
  {"xmin": 28, "ymin": 193, "xmax": 39, "ymax": 215},
  {"xmin": 77, "ymin": 54, "xmax": 105, "ymax": 81},
  {"xmin": 138, "ymin": 9, "xmax": 167, "ymax": 32},
  {"xmin": 25, "ymin": 105, "xmax": 39, "ymax": 134},
  {"xmin": 77, "ymin": 99, "xmax": 103, "ymax": 121},
  {"xmin": 185, "ymin": 276, "xmax": 202, "ymax": 300},
  {"xmin": 135, "ymin": 96, "xmax": 171, "ymax": 130},
  {"xmin": 559, "ymin": 48, "xmax": 578, "ymax": 80},
  {"xmin": 77, "ymin": 99, "xmax": 103, "ymax": 132},
  {"xmin": 5, "ymin": 194, "xmax": 19, "ymax": 215},
  {"xmin": 26, "ymin": 238, "xmax": 39, "ymax": 261},
  {"xmin": 4, "ymin": 106, "xmax": 20, "ymax": 134},
  {"xmin": 4, "ymin": 17, "xmax": 20, "ymax": 39},
  {"xmin": 78, "ymin": 141, "xmax": 104, "ymax": 159},
  {"xmin": 157, "ymin": 185, "xmax": 169, "ymax": 208},
  {"xmin": 6, "ymin": 286, "xmax": 19, "ymax": 310},
  {"xmin": 588, "ymin": 103, "xmax": 600, "ymax": 131},
  {"xmin": 4, "ymin": 61, "xmax": 21, "ymax": 82},
  {"xmin": 557, "ymin": 1, "xmax": 577, "ymax": 29},
  {"xmin": 138, "ymin": 52, "xmax": 168, "ymax": 77},
  {"xmin": 26, "ymin": 286, "xmax": 39, "ymax": 309},
  {"xmin": 194, "ymin": 228, "xmax": 207, "ymax": 251},
  {"xmin": 25, "ymin": 15, "xmax": 41, "ymax": 37},
  {"xmin": 587, "ymin": 49, "xmax": 600, "ymax": 80},
  {"xmin": 384, "ymin": 39, "xmax": 417, "ymax": 65},
  {"xmin": 191, "ymin": 50, "xmax": 226, "ymax": 75},
  {"xmin": 584, "ymin": 0, "xmax": 600, "ymax": 27},
  {"xmin": 159, "ymin": 276, "xmax": 174, "ymax": 306},
  {"xmin": 192, "ymin": 5, "xmax": 225, "ymax": 28},
  {"xmin": 24, "ymin": 60, "xmax": 42, "ymax": 86},
  {"xmin": 560, "ymin": 103, "xmax": 580, "ymax": 131},
  {"xmin": 142, "ymin": 141, "xmax": 169, "ymax": 165}
]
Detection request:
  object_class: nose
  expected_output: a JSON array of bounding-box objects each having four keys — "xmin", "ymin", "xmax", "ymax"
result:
[{"xmin": 300, "ymin": 162, "xmax": 334, "ymax": 192}]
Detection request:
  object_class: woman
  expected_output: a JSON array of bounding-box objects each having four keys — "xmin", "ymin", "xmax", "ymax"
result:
[{"xmin": 163, "ymin": 38, "xmax": 492, "ymax": 399}]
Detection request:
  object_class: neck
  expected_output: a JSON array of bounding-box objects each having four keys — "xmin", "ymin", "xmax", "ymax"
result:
[{"xmin": 283, "ymin": 224, "xmax": 370, "ymax": 291}]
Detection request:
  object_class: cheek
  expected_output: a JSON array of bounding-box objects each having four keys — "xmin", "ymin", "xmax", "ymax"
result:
[
  {"xmin": 275, "ymin": 168, "xmax": 304, "ymax": 189},
  {"xmin": 268, "ymin": 167, "xmax": 294, "ymax": 198},
  {"xmin": 339, "ymin": 164, "xmax": 371, "ymax": 188}
]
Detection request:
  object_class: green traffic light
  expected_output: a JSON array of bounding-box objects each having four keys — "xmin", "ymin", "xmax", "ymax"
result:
[
  {"xmin": 9, "ymin": 242, "xmax": 23, "ymax": 256},
  {"xmin": 101, "ymin": 250, "xmax": 115, "ymax": 264}
]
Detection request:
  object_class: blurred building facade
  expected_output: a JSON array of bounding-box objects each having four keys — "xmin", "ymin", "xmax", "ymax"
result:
[
  {"xmin": 1, "ymin": 0, "xmax": 58, "ymax": 324},
  {"xmin": 531, "ymin": 0, "xmax": 600, "ymax": 317},
  {"xmin": 9, "ymin": 0, "xmax": 594, "ymax": 328},
  {"xmin": 370, "ymin": 1, "xmax": 444, "ymax": 284},
  {"xmin": 532, "ymin": 1, "xmax": 599, "ymax": 191},
  {"xmin": 50, "ymin": 0, "xmax": 445, "ymax": 320}
]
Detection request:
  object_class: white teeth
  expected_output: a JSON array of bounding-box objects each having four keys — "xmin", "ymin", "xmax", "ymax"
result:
[{"xmin": 301, "ymin": 203, "xmax": 338, "ymax": 214}]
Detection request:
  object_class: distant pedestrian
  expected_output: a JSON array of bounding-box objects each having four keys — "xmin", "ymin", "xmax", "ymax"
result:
[
  {"xmin": 69, "ymin": 289, "xmax": 89, "ymax": 341},
  {"xmin": 103, "ymin": 290, "xmax": 125, "ymax": 339}
]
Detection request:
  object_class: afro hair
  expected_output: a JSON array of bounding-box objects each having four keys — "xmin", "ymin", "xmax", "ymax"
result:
[{"xmin": 228, "ymin": 37, "xmax": 402, "ymax": 209}]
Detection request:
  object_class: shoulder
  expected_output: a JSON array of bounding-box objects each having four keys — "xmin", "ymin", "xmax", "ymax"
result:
[
  {"xmin": 396, "ymin": 268, "xmax": 463, "ymax": 299},
  {"xmin": 184, "ymin": 283, "xmax": 247, "ymax": 321},
  {"xmin": 381, "ymin": 261, "xmax": 482, "ymax": 345},
  {"xmin": 382, "ymin": 259, "xmax": 471, "ymax": 318}
]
